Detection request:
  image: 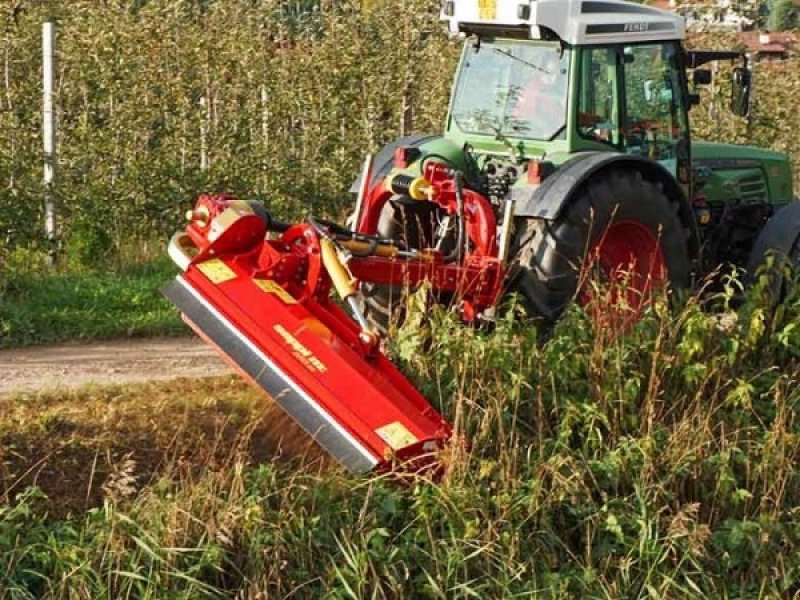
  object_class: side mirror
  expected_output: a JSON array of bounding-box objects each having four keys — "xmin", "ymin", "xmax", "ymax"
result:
[
  {"xmin": 694, "ymin": 69, "xmax": 712, "ymax": 86},
  {"xmin": 731, "ymin": 66, "xmax": 751, "ymax": 117}
]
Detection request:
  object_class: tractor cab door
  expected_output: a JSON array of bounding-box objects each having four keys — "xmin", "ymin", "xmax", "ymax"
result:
[
  {"xmin": 620, "ymin": 42, "xmax": 691, "ymax": 183},
  {"xmin": 576, "ymin": 41, "xmax": 692, "ymax": 189}
]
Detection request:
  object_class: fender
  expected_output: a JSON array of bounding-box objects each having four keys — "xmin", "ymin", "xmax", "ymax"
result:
[
  {"xmin": 512, "ymin": 151, "xmax": 700, "ymax": 260},
  {"xmin": 746, "ymin": 200, "xmax": 800, "ymax": 290},
  {"xmin": 349, "ymin": 134, "xmax": 441, "ymax": 194}
]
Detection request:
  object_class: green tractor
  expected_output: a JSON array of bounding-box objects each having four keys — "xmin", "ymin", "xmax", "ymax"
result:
[{"xmin": 354, "ymin": 0, "xmax": 799, "ymax": 329}]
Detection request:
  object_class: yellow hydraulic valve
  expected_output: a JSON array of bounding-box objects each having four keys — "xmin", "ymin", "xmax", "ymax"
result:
[{"xmin": 386, "ymin": 173, "xmax": 435, "ymax": 201}]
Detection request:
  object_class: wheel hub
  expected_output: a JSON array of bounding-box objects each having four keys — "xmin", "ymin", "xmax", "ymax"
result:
[{"xmin": 580, "ymin": 220, "xmax": 667, "ymax": 328}]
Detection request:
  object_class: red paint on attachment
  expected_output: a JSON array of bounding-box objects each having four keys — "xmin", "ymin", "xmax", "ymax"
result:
[
  {"xmin": 169, "ymin": 189, "xmax": 506, "ymax": 477},
  {"xmin": 168, "ymin": 155, "xmax": 509, "ymax": 476}
]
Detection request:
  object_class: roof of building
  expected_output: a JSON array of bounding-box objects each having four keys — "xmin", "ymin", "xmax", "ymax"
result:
[
  {"xmin": 649, "ymin": 0, "xmax": 673, "ymax": 11},
  {"xmin": 738, "ymin": 30, "xmax": 796, "ymax": 55}
]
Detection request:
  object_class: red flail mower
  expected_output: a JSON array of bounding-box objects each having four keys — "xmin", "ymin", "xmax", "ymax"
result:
[{"xmin": 163, "ymin": 161, "xmax": 505, "ymax": 477}]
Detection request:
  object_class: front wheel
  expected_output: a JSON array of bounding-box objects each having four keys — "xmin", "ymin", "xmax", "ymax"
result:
[
  {"xmin": 509, "ymin": 168, "xmax": 691, "ymax": 326},
  {"xmin": 746, "ymin": 202, "xmax": 800, "ymax": 305}
]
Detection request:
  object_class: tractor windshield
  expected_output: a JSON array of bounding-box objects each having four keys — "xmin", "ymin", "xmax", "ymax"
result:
[{"xmin": 450, "ymin": 40, "xmax": 569, "ymax": 141}]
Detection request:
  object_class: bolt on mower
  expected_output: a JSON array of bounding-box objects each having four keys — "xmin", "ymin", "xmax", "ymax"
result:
[{"xmin": 164, "ymin": 0, "xmax": 800, "ymax": 477}]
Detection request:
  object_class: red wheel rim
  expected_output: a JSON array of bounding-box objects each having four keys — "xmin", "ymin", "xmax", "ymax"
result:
[{"xmin": 580, "ymin": 220, "xmax": 667, "ymax": 328}]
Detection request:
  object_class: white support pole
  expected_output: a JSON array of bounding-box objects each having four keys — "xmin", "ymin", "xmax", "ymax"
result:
[
  {"xmin": 200, "ymin": 95, "xmax": 208, "ymax": 171},
  {"xmin": 42, "ymin": 20, "xmax": 57, "ymax": 263}
]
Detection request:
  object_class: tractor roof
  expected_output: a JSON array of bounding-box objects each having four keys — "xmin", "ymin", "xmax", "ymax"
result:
[{"xmin": 440, "ymin": 0, "xmax": 686, "ymax": 45}]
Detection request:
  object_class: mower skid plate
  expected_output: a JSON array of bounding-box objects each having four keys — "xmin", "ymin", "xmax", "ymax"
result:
[{"xmin": 162, "ymin": 267, "xmax": 451, "ymax": 475}]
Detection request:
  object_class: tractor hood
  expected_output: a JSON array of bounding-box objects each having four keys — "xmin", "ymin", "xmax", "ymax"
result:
[
  {"xmin": 692, "ymin": 141, "xmax": 787, "ymax": 164},
  {"xmin": 692, "ymin": 141, "xmax": 794, "ymax": 205}
]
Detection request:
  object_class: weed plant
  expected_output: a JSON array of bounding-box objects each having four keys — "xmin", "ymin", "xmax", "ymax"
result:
[{"xmin": 0, "ymin": 270, "xmax": 798, "ymax": 598}]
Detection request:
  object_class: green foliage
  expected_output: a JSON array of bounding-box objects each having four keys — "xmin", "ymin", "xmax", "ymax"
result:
[
  {"xmin": 0, "ymin": 257, "xmax": 182, "ymax": 347},
  {"xmin": 767, "ymin": 0, "xmax": 798, "ymax": 31},
  {"xmin": 0, "ymin": 0, "xmax": 458, "ymax": 260},
  {"xmin": 2, "ymin": 3, "xmax": 798, "ymax": 269},
  {"xmin": 1, "ymin": 275, "xmax": 798, "ymax": 597}
]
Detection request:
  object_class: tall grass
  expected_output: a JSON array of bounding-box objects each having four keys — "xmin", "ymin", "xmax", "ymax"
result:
[{"xmin": 2, "ymin": 272, "xmax": 798, "ymax": 598}]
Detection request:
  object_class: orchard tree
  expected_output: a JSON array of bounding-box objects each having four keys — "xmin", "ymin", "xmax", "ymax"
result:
[{"xmin": 767, "ymin": 0, "xmax": 798, "ymax": 30}]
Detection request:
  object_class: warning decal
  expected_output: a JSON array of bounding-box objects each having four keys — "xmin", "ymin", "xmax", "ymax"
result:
[
  {"xmin": 375, "ymin": 421, "xmax": 418, "ymax": 450},
  {"xmin": 196, "ymin": 259, "xmax": 237, "ymax": 284},
  {"xmin": 254, "ymin": 279, "xmax": 298, "ymax": 304}
]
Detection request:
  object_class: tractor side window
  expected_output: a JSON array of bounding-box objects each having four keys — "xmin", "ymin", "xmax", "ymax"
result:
[
  {"xmin": 621, "ymin": 43, "xmax": 688, "ymax": 164},
  {"xmin": 577, "ymin": 47, "xmax": 619, "ymax": 147}
]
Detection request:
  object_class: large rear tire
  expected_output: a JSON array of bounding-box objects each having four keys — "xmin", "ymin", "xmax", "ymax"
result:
[{"xmin": 509, "ymin": 168, "xmax": 691, "ymax": 325}]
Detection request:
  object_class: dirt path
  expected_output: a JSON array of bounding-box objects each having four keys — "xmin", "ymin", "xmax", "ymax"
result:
[{"xmin": 0, "ymin": 337, "xmax": 232, "ymax": 396}]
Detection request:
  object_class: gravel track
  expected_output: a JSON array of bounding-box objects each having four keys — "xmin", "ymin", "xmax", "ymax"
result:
[{"xmin": 0, "ymin": 337, "xmax": 232, "ymax": 396}]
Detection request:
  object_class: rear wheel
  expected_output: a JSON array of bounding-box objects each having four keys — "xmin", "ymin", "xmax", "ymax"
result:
[{"xmin": 509, "ymin": 168, "xmax": 691, "ymax": 326}]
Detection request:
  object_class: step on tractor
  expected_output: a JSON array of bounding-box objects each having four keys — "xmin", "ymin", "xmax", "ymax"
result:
[{"xmin": 163, "ymin": 0, "xmax": 800, "ymax": 477}]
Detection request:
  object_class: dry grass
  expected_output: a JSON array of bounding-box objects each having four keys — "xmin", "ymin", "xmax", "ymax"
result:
[{"xmin": 0, "ymin": 376, "xmax": 328, "ymax": 520}]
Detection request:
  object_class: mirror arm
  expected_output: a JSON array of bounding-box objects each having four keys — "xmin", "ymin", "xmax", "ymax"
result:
[{"xmin": 685, "ymin": 49, "xmax": 745, "ymax": 69}]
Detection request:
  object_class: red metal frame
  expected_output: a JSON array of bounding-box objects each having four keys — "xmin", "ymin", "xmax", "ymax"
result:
[{"xmin": 357, "ymin": 162, "xmax": 499, "ymax": 260}]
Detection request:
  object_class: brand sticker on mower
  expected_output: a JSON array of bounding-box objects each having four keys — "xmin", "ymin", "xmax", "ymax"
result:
[
  {"xmin": 196, "ymin": 259, "xmax": 237, "ymax": 284},
  {"xmin": 375, "ymin": 422, "xmax": 418, "ymax": 450},
  {"xmin": 254, "ymin": 279, "xmax": 297, "ymax": 304},
  {"xmin": 273, "ymin": 324, "xmax": 327, "ymax": 373}
]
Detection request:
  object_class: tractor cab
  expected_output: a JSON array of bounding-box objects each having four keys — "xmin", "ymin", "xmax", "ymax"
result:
[
  {"xmin": 442, "ymin": 0, "xmax": 696, "ymax": 180},
  {"xmin": 447, "ymin": 36, "xmax": 691, "ymax": 169},
  {"xmin": 441, "ymin": 0, "xmax": 758, "ymax": 194}
]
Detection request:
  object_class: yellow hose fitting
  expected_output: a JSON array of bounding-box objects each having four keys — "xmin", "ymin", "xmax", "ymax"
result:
[
  {"xmin": 408, "ymin": 177, "xmax": 434, "ymax": 201},
  {"xmin": 320, "ymin": 238, "xmax": 357, "ymax": 299},
  {"xmin": 385, "ymin": 173, "xmax": 434, "ymax": 202},
  {"xmin": 417, "ymin": 249, "xmax": 438, "ymax": 263}
]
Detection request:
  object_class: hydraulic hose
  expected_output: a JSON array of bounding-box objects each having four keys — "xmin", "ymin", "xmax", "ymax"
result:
[{"xmin": 444, "ymin": 171, "xmax": 466, "ymax": 264}]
